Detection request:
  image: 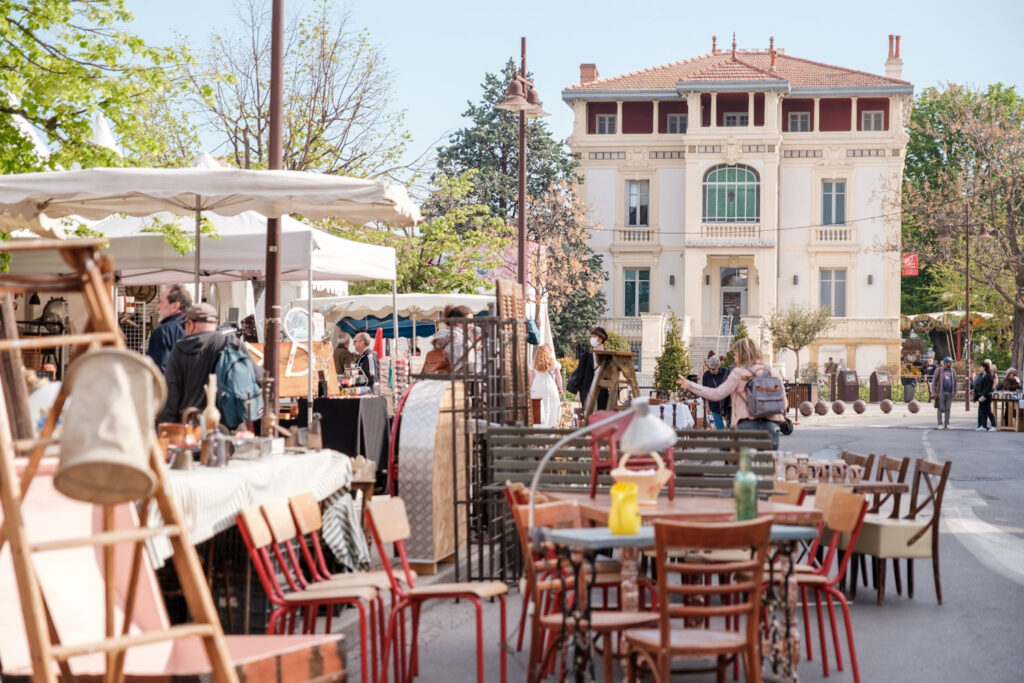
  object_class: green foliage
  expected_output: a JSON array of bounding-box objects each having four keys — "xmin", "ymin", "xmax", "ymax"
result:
[
  {"xmin": 603, "ymin": 331, "xmax": 630, "ymax": 352},
  {"xmin": 334, "ymin": 171, "xmax": 512, "ymax": 294},
  {"xmin": 764, "ymin": 304, "xmax": 836, "ymax": 381},
  {"xmin": 435, "ymin": 59, "xmax": 578, "ymax": 223},
  {"xmin": 723, "ymin": 320, "xmax": 749, "ymax": 367},
  {"xmin": 0, "ymin": 1, "xmax": 185, "ymax": 173},
  {"xmin": 137, "ymin": 215, "xmax": 220, "ymax": 256},
  {"xmin": 549, "ymin": 282, "xmax": 607, "ymax": 357},
  {"xmin": 654, "ymin": 310, "xmax": 692, "ymax": 392}
]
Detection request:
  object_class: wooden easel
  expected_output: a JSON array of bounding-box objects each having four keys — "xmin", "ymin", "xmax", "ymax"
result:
[
  {"xmin": 583, "ymin": 349, "xmax": 640, "ymax": 418},
  {"xmin": 0, "ymin": 240, "xmax": 237, "ymax": 683}
]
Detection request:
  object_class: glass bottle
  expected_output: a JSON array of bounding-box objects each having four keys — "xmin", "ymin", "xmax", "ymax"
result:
[{"xmin": 734, "ymin": 448, "xmax": 758, "ymax": 521}]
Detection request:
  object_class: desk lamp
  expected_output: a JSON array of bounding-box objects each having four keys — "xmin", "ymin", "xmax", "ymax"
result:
[{"xmin": 528, "ymin": 397, "xmax": 678, "ymax": 541}]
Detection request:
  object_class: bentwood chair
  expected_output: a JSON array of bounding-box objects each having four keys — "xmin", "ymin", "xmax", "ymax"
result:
[
  {"xmin": 851, "ymin": 458, "xmax": 952, "ymax": 605},
  {"xmin": 840, "ymin": 450, "xmax": 876, "ymax": 481},
  {"xmin": 236, "ymin": 505, "xmax": 380, "ymax": 683},
  {"xmin": 625, "ymin": 517, "xmax": 773, "ymax": 683},
  {"xmin": 845, "ymin": 454, "xmax": 910, "ymax": 595},
  {"xmin": 365, "ymin": 496, "xmax": 508, "ymax": 683}
]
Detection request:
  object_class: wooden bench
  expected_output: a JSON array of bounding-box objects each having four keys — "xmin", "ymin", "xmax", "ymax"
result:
[{"xmin": 484, "ymin": 425, "xmax": 776, "ymax": 496}]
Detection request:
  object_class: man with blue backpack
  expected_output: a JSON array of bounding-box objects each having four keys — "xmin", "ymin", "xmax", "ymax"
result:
[{"xmin": 156, "ymin": 303, "xmax": 264, "ymax": 430}]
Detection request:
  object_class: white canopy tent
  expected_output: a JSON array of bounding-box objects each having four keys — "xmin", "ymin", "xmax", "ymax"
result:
[{"xmin": 315, "ymin": 293, "xmax": 494, "ymax": 323}]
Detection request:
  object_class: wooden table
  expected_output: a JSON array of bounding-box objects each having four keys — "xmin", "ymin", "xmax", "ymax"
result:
[
  {"xmin": 800, "ymin": 480, "xmax": 908, "ymax": 496},
  {"xmin": 992, "ymin": 396, "xmax": 1024, "ymax": 431}
]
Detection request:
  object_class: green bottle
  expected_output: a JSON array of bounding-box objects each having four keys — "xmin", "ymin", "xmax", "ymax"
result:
[{"xmin": 734, "ymin": 448, "xmax": 758, "ymax": 521}]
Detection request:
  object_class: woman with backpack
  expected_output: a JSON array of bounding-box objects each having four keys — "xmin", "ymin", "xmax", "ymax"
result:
[{"xmin": 677, "ymin": 337, "xmax": 788, "ymax": 448}]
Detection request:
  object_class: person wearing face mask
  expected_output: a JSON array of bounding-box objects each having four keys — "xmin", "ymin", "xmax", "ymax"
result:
[{"xmin": 567, "ymin": 326, "xmax": 609, "ymax": 411}]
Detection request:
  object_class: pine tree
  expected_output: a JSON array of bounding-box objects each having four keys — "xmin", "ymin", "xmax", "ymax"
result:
[
  {"xmin": 655, "ymin": 311, "xmax": 692, "ymax": 392},
  {"xmin": 723, "ymin": 320, "xmax": 749, "ymax": 367}
]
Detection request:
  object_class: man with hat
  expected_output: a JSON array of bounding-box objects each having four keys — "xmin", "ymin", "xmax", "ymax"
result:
[
  {"xmin": 930, "ymin": 356, "xmax": 958, "ymax": 430},
  {"xmin": 157, "ymin": 303, "xmax": 249, "ymax": 424}
]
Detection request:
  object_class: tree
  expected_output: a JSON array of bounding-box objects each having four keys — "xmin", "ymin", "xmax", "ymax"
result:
[
  {"xmin": 901, "ymin": 84, "xmax": 1024, "ymax": 371},
  {"xmin": 525, "ymin": 180, "xmax": 605, "ymax": 322},
  {"xmin": 723, "ymin": 320, "xmax": 749, "ymax": 367},
  {"xmin": 181, "ymin": 0, "xmax": 415, "ymax": 178},
  {"xmin": 549, "ymin": 287, "xmax": 606, "ymax": 358},
  {"xmin": 329, "ymin": 171, "xmax": 511, "ymax": 294},
  {"xmin": 436, "ymin": 59, "xmax": 577, "ymax": 222},
  {"xmin": 654, "ymin": 310, "xmax": 692, "ymax": 393},
  {"xmin": 0, "ymin": 0, "xmax": 182, "ymax": 173},
  {"xmin": 764, "ymin": 304, "xmax": 836, "ymax": 382}
]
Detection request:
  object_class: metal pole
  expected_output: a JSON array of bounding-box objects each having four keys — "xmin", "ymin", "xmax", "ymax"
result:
[
  {"xmin": 518, "ymin": 36, "xmax": 528, "ymax": 295},
  {"xmin": 194, "ymin": 200, "xmax": 201, "ymax": 300},
  {"xmin": 264, "ymin": 0, "xmax": 284, "ymax": 428},
  {"xmin": 965, "ymin": 202, "xmax": 972, "ymax": 410},
  {"xmin": 307, "ymin": 262, "xmax": 313, "ymax": 427}
]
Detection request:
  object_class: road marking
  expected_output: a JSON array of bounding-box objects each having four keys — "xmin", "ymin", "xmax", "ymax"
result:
[{"xmin": 921, "ymin": 432, "xmax": 1024, "ymax": 586}]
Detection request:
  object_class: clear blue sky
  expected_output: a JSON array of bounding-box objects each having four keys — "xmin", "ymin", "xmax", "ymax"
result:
[{"xmin": 126, "ymin": 0, "xmax": 1022, "ymax": 167}]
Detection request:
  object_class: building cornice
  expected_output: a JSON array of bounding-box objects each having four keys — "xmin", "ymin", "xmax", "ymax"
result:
[
  {"xmin": 562, "ymin": 89, "xmax": 679, "ymax": 102},
  {"xmin": 676, "ymin": 81, "xmax": 791, "ymax": 94},
  {"xmin": 790, "ymin": 85, "xmax": 914, "ymax": 97}
]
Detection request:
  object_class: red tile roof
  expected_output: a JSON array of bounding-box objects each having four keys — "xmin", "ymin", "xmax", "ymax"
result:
[{"xmin": 565, "ymin": 50, "xmax": 909, "ymax": 92}]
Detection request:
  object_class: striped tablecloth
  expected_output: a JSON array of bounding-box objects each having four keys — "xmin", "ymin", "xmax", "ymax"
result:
[{"xmin": 146, "ymin": 449, "xmax": 369, "ymax": 571}]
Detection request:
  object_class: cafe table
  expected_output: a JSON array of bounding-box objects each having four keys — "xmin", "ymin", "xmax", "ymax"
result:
[
  {"xmin": 800, "ymin": 480, "xmax": 908, "ymax": 496},
  {"xmin": 543, "ymin": 491, "xmax": 821, "ymax": 682}
]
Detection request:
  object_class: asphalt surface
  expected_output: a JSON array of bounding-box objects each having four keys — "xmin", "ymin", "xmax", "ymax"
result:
[{"xmin": 342, "ymin": 404, "xmax": 1024, "ymax": 682}]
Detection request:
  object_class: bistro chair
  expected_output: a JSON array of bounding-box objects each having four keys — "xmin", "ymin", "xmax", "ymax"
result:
[
  {"xmin": 625, "ymin": 516, "xmax": 773, "ymax": 683},
  {"xmin": 504, "ymin": 483, "xmax": 623, "ymax": 654},
  {"xmin": 235, "ymin": 505, "xmax": 380, "ymax": 683},
  {"xmin": 785, "ymin": 489, "xmax": 868, "ymax": 683},
  {"xmin": 510, "ymin": 500, "xmax": 657, "ymax": 682},
  {"xmin": 844, "ymin": 454, "xmax": 910, "ymax": 595},
  {"xmin": 849, "ymin": 458, "xmax": 952, "ymax": 605},
  {"xmin": 840, "ymin": 450, "xmax": 876, "ymax": 481},
  {"xmin": 588, "ymin": 410, "xmax": 675, "ymax": 500},
  {"xmin": 771, "ymin": 480, "xmax": 806, "ymax": 506},
  {"xmin": 365, "ymin": 496, "xmax": 509, "ymax": 683}
]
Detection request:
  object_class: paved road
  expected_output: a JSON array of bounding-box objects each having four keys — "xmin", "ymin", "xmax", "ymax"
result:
[{"xmin": 347, "ymin": 406, "xmax": 1024, "ymax": 682}]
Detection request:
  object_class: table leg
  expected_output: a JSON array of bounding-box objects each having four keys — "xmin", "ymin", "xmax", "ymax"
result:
[
  {"xmin": 618, "ymin": 546, "xmax": 640, "ymax": 612},
  {"xmin": 763, "ymin": 540, "xmax": 802, "ymax": 683}
]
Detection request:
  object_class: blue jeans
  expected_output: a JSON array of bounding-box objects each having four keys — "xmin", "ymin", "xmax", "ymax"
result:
[{"xmin": 710, "ymin": 411, "xmax": 725, "ymax": 430}]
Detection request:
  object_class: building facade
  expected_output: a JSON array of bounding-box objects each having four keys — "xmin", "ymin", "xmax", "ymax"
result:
[{"xmin": 563, "ymin": 36, "xmax": 911, "ymax": 378}]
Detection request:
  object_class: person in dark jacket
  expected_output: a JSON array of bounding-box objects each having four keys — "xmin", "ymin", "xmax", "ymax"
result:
[
  {"xmin": 997, "ymin": 367, "xmax": 1021, "ymax": 392},
  {"xmin": 701, "ymin": 355, "xmax": 730, "ymax": 429},
  {"xmin": 157, "ymin": 303, "xmax": 242, "ymax": 424},
  {"xmin": 353, "ymin": 331, "xmax": 379, "ymax": 390},
  {"xmin": 146, "ymin": 284, "xmax": 192, "ymax": 372},
  {"xmin": 974, "ymin": 360, "xmax": 996, "ymax": 431},
  {"xmin": 568, "ymin": 326, "xmax": 609, "ymax": 412}
]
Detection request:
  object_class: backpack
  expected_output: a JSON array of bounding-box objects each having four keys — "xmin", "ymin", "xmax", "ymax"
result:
[
  {"xmin": 745, "ymin": 366, "xmax": 786, "ymax": 419},
  {"xmin": 215, "ymin": 344, "xmax": 265, "ymax": 429}
]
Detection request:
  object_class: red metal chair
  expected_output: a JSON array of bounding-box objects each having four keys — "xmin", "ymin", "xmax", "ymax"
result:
[
  {"xmin": 236, "ymin": 505, "xmax": 380, "ymax": 683},
  {"xmin": 588, "ymin": 409, "xmax": 675, "ymax": 499},
  {"xmin": 365, "ymin": 496, "xmax": 508, "ymax": 683}
]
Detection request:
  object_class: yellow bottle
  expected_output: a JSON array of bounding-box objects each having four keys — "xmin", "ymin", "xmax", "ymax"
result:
[{"xmin": 608, "ymin": 482, "xmax": 641, "ymax": 535}]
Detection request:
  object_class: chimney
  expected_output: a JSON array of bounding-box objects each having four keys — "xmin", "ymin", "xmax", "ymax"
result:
[
  {"xmin": 885, "ymin": 34, "xmax": 903, "ymax": 80},
  {"xmin": 579, "ymin": 63, "xmax": 599, "ymax": 85},
  {"xmin": 712, "ymin": 35, "xmax": 718, "ymax": 54},
  {"xmin": 769, "ymin": 37, "xmax": 777, "ymax": 71}
]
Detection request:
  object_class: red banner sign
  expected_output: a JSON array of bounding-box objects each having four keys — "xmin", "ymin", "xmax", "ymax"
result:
[{"xmin": 901, "ymin": 253, "xmax": 919, "ymax": 276}]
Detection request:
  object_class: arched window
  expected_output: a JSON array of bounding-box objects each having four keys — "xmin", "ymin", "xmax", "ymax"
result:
[{"xmin": 702, "ymin": 165, "xmax": 760, "ymax": 223}]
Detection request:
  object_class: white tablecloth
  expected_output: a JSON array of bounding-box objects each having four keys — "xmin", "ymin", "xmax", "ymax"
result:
[
  {"xmin": 146, "ymin": 449, "xmax": 368, "ymax": 570},
  {"xmin": 656, "ymin": 402, "xmax": 696, "ymax": 429}
]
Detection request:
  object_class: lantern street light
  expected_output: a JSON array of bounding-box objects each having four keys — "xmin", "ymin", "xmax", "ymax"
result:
[
  {"xmin": 495, "ymin": 37, "xmax": 549, "ymax": 293},
  {"xmin": 937, "ymin": 202, "xmax": 990, "ymax": 409}
]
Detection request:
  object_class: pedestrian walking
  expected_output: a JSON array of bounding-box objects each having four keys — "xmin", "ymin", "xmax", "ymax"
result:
[
  {"xmin": 931, "ymin": 357, "xmax": 957, "ymax": 430},
  {"xmin": 701, "ymin": 355, "xmax": 730, "ymax": 429},
  {"xmin": 974, "ymin": 360, "xmax": 996, "ymax": 431}
]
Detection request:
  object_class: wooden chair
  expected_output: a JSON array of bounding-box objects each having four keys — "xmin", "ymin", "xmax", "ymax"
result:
[
  {"xmin": 235, "ymin": 505, "xmax": 379, "ymax": 683},
  {"xmin": 625, "ymin": 516, "xmax": 773, "ymax": 683},
  {"xmin": 850, "ymin": 458, "xmax": 952, "ymax": 605},
  {"xmin": 788, "ymin": 489, "xmax": 868, "ymax": 683},
  {"xmin": 588, "ymin": 410, "xmax": 675, "ymax": 500},
  {"xmin": 510, "ymin": 501, "xmax": 657, "ymax": 682},
  {"xmin": 845, "ymin": 454, "xmax": 910, "ymax": 595},
  {"xmin": 840, "ymin": 450, "xmax": 876, "ymax": 481},
  {"xmin": 771, "ymin": 480, "xmax": 806, "ymax": 506},
  {"xmin": 365, "ymin": 496, "xmax": 508, "ymax": 683}
]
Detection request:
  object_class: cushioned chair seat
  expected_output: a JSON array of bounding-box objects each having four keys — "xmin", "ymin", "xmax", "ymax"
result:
[{"xmin": 853, "ymin": 517, "xmax": 933, "ymax": 559}]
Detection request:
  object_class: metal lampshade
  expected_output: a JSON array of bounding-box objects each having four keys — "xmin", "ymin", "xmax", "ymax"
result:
[
  {"xmin": 619, "ymin": 398, "xmax": 677, "ymax": 455},
  {"xmin": 495, "ymin": 79, "xmax": 531, "ymax": 113}
]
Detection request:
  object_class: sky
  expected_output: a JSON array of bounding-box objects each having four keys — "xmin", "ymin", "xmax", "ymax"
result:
[{"xmin": 125, "ymin": 0, "xmax": 1024, "ymax": 169}]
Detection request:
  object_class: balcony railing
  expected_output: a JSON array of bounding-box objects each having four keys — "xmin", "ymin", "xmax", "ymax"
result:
[
  {"xmin": 701, "ymin": 223, "xmax": 761, "ymax": 239},
  {"xmin": 811, "ymin": 226, "xmax": 855, "ymax": 244},
  {"xmin": 615, "ymin": 227, "xmax": 654, "ymax": 243},
  {"xmin": 819, "ymin": 317, "xmax": 900, "ymax": 339}
]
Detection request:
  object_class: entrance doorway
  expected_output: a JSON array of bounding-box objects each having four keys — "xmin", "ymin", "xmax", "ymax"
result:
[{"xmin": 720, "ymin": 267, "xmax": 748, "ymax": 335}]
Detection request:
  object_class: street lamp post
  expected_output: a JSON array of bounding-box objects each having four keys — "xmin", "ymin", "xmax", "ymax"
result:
[
  {"xmin": 495, "ymin": 37, "xmax": 549, "ymax": 294},
  {"xmin": 938, "ymin": 201, "xmax": 990, "ymax": 410}
]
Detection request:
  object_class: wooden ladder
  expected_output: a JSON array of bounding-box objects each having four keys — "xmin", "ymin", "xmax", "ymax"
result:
[
  {"xmin": 583, "ymin": 349, "xmax": 640, "ymax": 418},
  {"xmin": 0, "ymin": 239, "xmax": 237, "ymax": 683}
]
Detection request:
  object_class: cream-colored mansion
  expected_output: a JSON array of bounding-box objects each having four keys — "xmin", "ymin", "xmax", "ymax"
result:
[{"xmin": 563, "ymin": 36, "xmax": 911, "ymax": 377}]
